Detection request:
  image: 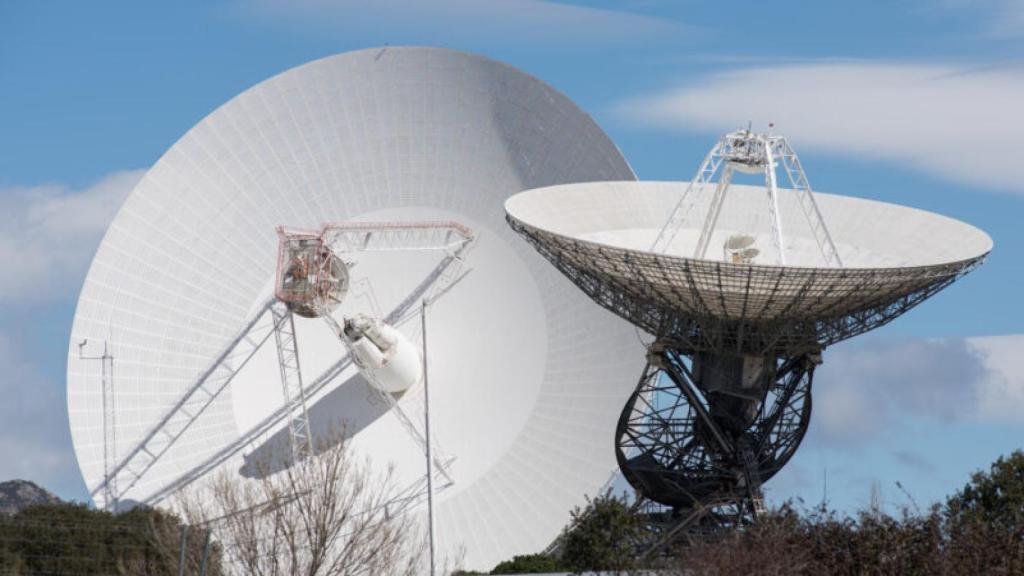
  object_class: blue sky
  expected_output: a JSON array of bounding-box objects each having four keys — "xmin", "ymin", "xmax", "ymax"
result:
[{"xmin": 2, "ymin": 0, "xmax": 1024, "ymax": 516}]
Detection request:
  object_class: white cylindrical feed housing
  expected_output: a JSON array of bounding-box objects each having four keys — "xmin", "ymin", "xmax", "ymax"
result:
[{"xmin": 346, "ymin": 315, "xmax": 422, "ymax": 393}]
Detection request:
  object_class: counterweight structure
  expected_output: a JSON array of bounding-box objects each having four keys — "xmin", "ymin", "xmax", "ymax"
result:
[{"xmin": 506, "ymin": 128, "xmax": 991, "ymax": 554}]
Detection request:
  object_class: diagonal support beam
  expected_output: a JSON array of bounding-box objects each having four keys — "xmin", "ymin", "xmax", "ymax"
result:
[
  {"xmin": 652, "ymin": 142, "xmax": 724, "ymax": 253},
  {"xmin": 141, "ymin": 247, "xmax": 472, "ymax": 504},
  {"xmin": 653, "ymin": 128, "xmax": 843, "ymax": 267},
  {"xmin": 94, "ymin": 298, "xmax": 285, "ymax": 501},
  {"xmin": 763, "ymin": 141, "xmax": 786, "ymax": 265},
  {"xmin": 694, "ymin": 166, "xmax": 734, "ymax": 260},
  {"xmin": 321, "ymin": 314, "xmax": 455, "ymax": 484},
  {"xmin": 650, "ymin": 347, "xmax": 733, "ymax": 456}
]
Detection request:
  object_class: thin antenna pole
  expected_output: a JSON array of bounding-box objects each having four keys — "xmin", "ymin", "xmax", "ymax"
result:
[
  {"xmin": 178, "ymin": 525, "xmax": 188, "ymax": 576},
  {"xmin": 199, "ymin": 529, "xmax": 212, "ymax": 576},
  {"xmin": 823, "ymin": 467, "xmax": 828, "ymax": 509},
  {"xmin": 422, "ymin": 299, "xmax": 437, "ymax": 576},
  {"xmin": 79, "ymin": 338, "xmax": 117, "ymax": 511}
]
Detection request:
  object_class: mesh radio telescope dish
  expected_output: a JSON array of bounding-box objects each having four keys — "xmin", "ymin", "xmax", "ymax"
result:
[
  {"xmin": 506, "ymin": 127, "xmax": 991, "ymax": 553},
  {"xmin": 67, "ymin": 46, "xmax": 640, "ymax": 570}
]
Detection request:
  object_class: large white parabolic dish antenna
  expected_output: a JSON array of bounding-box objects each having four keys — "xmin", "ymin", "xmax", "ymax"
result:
[{"xmin": 67, "ymin": 47, "xmax": 641, "ymax": 569}]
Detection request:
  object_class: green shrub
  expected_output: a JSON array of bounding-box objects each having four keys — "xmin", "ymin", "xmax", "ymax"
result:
[{"xmin": 490, "ymin": 552, "xmax": 563, "ymax": 574}]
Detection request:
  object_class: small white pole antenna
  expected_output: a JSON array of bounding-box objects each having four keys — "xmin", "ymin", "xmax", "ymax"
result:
[
  {"xmin": 79, "ymin": 337, "xmax": 117, "ymax": 512},
  {"xmin": 422, "ymin": 298, "xmax": 437, "ymax": 576}
]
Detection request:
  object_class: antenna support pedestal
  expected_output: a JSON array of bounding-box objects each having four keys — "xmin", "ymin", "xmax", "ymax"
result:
[{"xmin": 617, "ymin": 342, "xmax": 815, "ymax": 555}]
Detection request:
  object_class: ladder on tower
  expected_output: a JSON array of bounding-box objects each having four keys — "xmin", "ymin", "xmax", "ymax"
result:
[{"xmin": 270, "ymin": 306, "xmax": 314, "ymax": 462}]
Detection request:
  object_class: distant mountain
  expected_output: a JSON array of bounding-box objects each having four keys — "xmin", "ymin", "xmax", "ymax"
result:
[{"xmin": 0, "ymin": 480, "xmax": 62, "ymax": 515}]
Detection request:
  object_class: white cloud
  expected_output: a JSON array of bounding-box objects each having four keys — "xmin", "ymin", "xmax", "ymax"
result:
[
  {"xmin": 967, "ymin": 334, "xmax": 1024, "ymax": 420},
  {"xmin": 0, "ymin": 169, "xmax": 143, "ymax": 302},
  {"xmin": 237, "ymin": 0, "xmax": 686, "ymax": 44},
  {"xmin": 810, "ymin": 335, "xmax": 1024, "ymax": 448},
  {"xmin": 890, "ymin": 449, "xmax": 936, "ymax": 474},
  {"xmin": 813, "ymin": 337, "xmax": 983, "ymax": 446},
  {"xmin": 0, "ymin": 333, "xmax": 79, "ymax": 495},
  {"xmin": 620, "ymin": 63, "xmax": 1024, "ymax": 193}
]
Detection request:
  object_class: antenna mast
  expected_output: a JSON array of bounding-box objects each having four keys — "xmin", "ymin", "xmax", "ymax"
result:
[{"xmin": 78, "ymin": 339, "xmax": 117, "ymax": 511}]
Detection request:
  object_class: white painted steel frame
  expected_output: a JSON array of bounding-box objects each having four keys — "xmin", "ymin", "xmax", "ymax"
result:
[
  {"xmin": 270, "ymin": 307, "xmax": 313, "ymax": 463},
  {"xmin": 653, "ymin": 129, "xmax": 843, "ymax": 269}
]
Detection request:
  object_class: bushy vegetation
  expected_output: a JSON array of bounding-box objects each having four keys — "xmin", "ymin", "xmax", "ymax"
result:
[
  {"xmin": 679, "ymin": 450, "xmax": 1024, "ymax": 575},
  {"xmin": 0, "ymin": 502, "xmax": 221, "ymax": 575},
  {"xmin": 480, "ymin": 490, "xmax": 641, "ymax": 574},
  {"xmin": 482, "ymin": 450, "xmax": 1024, "ymax": 576},
  {"xmin": 560, "ymin": 490, "xmax": 642, "ymax": 574},
  {"xmin": 177, "ymin": 429, "xmax": 423, "ymax": 576},
  {"xmin": 490, "ymin": 553, "xmax": 563, "ymax": 574},
  {"xmin": 9, "ymin": 451, "xmax": 1024, "ymax": 575}
]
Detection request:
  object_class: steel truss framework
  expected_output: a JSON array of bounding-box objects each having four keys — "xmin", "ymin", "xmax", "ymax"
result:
[
  {"xmin": 616, "ymin": 346, "xmax": 813, "ymax": 552},
  {"xmin": 89, "ymin": 299, "xmax": 287, "ymax": 505},
  {"xmin": 93, "ymin": 221, "xmax": 474, "ymax": 511},
  {"xmin": 508, "ymin": 217, "xmax": 984, "ymax": 356},
  {"xmin": 276, "ymin": 220, "xmax": 473, "ymax": 481},
  {"xmin": 137, "ymin": 240, "xmax": 467, "ymax": 508},
  {"xmin": 603, "ymin": 345, "xmax": 815, "ymax": 560},
  {"xmin": 270, "ymin": 306, "xmax": 314, "ymax": 463},
  {"xmin": 651, "ymin": 128, "xmax": 843, "ymax": 269},
  {"xmin": 632, "ymin": 496, "xmax": 754, "ymax": 561},
  {"xmin": 321, "ymin": 313, "xmax": 455, "ymax": 484}
]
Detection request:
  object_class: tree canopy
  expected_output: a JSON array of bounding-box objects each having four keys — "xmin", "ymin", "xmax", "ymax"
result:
[
  {"xmin": 559, "ymin": 490, "xmax": 641, "ymax": 574},
  {"xmin": 0, "ymin": 502, "xmax": 220, "ymax": 575}
]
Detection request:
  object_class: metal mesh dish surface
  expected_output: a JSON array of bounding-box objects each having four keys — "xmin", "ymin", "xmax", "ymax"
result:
[{"xmin": 506, "ymin": 181, "xmax": 991, "ymax": 353}]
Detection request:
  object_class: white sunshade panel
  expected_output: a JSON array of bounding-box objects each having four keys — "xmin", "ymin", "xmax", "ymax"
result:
[{"xmin": 68, "ymin": 47, "xmax": 642, "ymax": 570}]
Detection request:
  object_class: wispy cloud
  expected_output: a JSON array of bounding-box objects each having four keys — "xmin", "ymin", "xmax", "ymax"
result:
[
  {"xmin": 891, "ymin": 449, "xmax": 937, "ymax": 474},
  {"xmin": 810, "ymin": 335, "xmax": 1024, "ymax": 448},
  {"xmin": 0, "ymin": 169, "xmax": 143, "ymax": 303},
  {"xmin": 619, "ymin": 63, "xmax": 1024, "ymax": 193},
  {"xmin": 813, "ymin": 337, "xmax": 984, "ymax": 447},
  {"xmin": 235, "ymin": 0, "xmax": 687, "ymax": 45},
  {"xmin": 968, "ymin": 335, "xmax": 1024, "ymax": 420}
]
